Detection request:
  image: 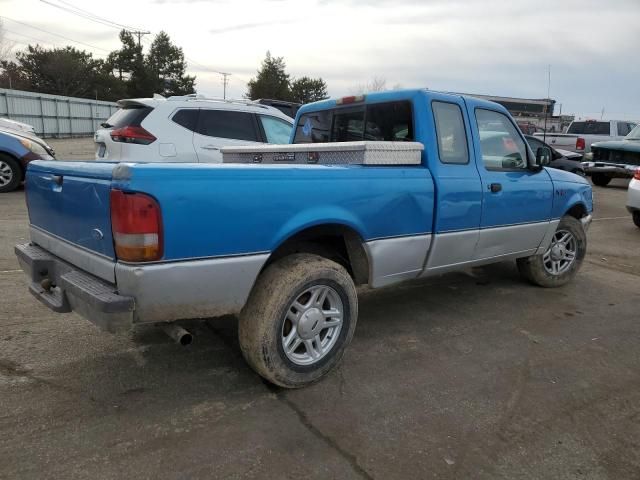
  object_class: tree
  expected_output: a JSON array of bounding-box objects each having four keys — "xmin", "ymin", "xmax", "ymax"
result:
[
  {"xmin": 6, "ymin": 45, "xmax": 107, "ymax": 98},
  {"xmin": 0, "ymin": 20, "xmax": 14, "ymax": 62},
  {"xmin": 145, "ymin": 31, "xmax": 195, "ymax": 96},
  {"xmin": 350, "ymin": 76, "xmax": 390, "ymax": 95},
  {"xmin": 290, "ymin": 76, "xmax": 328, "ymax": 104},
  {"xmin": 246, "ymin": 51, "xmax": 291, "ymax": 100}
]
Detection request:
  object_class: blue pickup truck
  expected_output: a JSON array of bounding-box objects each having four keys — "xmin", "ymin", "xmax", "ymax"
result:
[{"xmin": 15, "ymin": 89, "xmax": 593, "ymax": 387}]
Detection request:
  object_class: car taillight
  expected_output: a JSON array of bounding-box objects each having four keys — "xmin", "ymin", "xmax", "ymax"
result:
[
  {"xmin": 634, "ymin": 169, "xmax": 640, "ymax": 181},
  {"xmin": 336, "ymin": 95, "xmax": 365, "ymax": 105},
  {"xmin": 110, "ymin": 189, "xmax": 162, "ymax": 262},
  {"xmin": 110, "ymin": 126, "xmax": 156, "ymax": 145},
  {"xmin": 576, "ymin": 137, "xmax": 585, "ymax": 151}
]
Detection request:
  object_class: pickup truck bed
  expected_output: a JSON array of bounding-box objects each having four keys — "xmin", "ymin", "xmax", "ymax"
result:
[{"xmin": 16, "ymin": 89, "xmax": 594, "ymax": 388}]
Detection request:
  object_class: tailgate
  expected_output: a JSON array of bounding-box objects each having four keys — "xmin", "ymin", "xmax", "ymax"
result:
[
  {"xmin": 541, "ymin": 134, "xmax": 577, "ymax": 149},
  {"xmin": 26, "ymin": 161, "xmax": 117, "ymax": 259}
]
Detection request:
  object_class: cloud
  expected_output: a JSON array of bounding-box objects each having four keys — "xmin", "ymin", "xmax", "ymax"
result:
[{"xmin": 209, "ymin": 19, "xmax": 294, "ymax": 35}]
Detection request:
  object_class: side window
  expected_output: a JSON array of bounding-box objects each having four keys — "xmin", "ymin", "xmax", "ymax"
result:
[
  {"xmin": 259, "ymin": 115, "xmax": 293, "ymax": 144},
  {"xmin": 365, "ymin": 101, "xmax": 414, "ymax": 141},
  {"xmin": 293, "ymin": 110, "xmax": 332, "ymax": 143},
  {"xmin": 172, "ymin": 109, "xmax": 198, "ymax": 131},
  {"xmin": 432, "ymin": 101, "xmax": 468, "ymax": 164},
  {"xmin": 196, "ymin": 110, "xmax": 258, "ymax": 142},
  {"xmin": 332, "ymin": 109, "xmax": 365, "ymax": 142},
  {"xmin": 476, "ymin": 109, "xmax": 528, "ymax": 170},
  {"xmin": 617, "ymin": 122, "xmax": 631, "ymax": 136}
]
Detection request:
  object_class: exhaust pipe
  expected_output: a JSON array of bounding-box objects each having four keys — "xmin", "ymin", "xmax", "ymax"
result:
[{"xmin": 161, "ymin": 324, "xmax": 193, "ymax": 346}]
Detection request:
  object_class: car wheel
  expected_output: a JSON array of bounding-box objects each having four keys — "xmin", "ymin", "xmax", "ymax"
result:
[
  {"xmin": 238, "ymin": 253, "xmax": 358, "ymax": 388},
  {"xmin": 517, "ymin": 216, "xmax": 587, "ymax": 288},
  {"xmin": 633, "ymin": 211, "xmax": 640, "ymax": 229},
  {"xmin": 591, "ymin": 173, "xmax": 611, "ymax": 187},
  {"xmin": 0, "ymin": 154, "xmax": 21, "ymax": 193}
]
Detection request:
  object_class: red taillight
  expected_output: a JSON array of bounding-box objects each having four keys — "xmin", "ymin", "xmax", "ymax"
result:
[
  {"xmin": 576, "ymin": 137, "xmax": 585, "ymax": 151},
  {"xmin": 634, "ymin": 169, "xmax": 640, "ymax": 181},
  {"xmin": 110, "ymin": 126, "xmax": 156, "ymax": 145},
  {"xmin": 336, "ymin": 95, "xmax": 365, "ymax": 105},
  {"xmin": 110, "ymin": 189, "xmax": 162, "ymax": 262}
]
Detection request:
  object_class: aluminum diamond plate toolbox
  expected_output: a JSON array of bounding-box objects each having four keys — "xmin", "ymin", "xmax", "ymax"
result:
[{"xmin": 221, "ymin": 141, "xmax": 424, "ymax": 165}]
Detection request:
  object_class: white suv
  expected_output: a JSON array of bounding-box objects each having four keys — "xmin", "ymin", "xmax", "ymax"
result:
[{"xmin": 94, "ymin": 94, "xmax": 294, "ymax": 163}]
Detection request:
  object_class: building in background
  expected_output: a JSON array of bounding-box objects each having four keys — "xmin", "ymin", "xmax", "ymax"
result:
[{"xmin": 463, "ymin": 93, "xmax": 573, "ymax": 133}]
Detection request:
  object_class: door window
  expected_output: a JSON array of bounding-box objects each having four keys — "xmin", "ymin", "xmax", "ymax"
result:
[
  {"xmin": 476, "ymin": 109, "xmax": 528, "ymax": 170},
  {"xmin": 432, "ymin": 101, "xmax": 468, "ymax": 164},
  {"xmin": 259, "ymin": 116, "xmax": 293, "ymax": 144},
  {"xmin": 172, "ymin": 109, "xmax": 199, "ymax": 131},
  {"xmin": 197, "ymin": 110, "xmax": 258, "ymax": 142}
]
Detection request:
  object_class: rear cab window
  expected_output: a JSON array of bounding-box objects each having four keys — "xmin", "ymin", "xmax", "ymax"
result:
[
  {"xmin": 567, "ymin": 121, "xmax": 611, "ymax": 136},
  {"xmin": 432, "ymin": 101, "xmax": 468, "ymax": 164},
  {"xmin": 293, "ymin": 100, "xmax": 414, "ymax": 144}
]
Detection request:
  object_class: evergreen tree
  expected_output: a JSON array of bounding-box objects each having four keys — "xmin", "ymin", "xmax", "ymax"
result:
[
  {"xmin": 146, "ymin": 31, "xmax": 195, "ymax": 96},
  {"xmin": 246, "ymin": 51, "xmax": 291, "ymax": 100},
  {"xmin": 290, "ymin": 76, "xmax": 328, "ymax": 104}
]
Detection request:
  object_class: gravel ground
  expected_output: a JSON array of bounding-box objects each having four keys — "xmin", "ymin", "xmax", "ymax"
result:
[{"xmin": 1, "ymin": 144, "xmax": 639, "ymax": 479}]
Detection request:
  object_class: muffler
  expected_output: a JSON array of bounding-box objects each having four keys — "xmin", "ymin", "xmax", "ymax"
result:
[{"xmin": 161, "ymin": 324, "xmax": 193, "ymax": 346}]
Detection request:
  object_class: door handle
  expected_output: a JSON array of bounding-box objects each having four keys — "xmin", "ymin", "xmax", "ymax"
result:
[
  {"xmin": 202, "ymin": 145, "xmax": 219, "ymax": 150},
  {"xmin": 51, "ymin": 175, "xmax": 63, "ymax": 186},
  {"xmin": 489, "ymin": 183, "xmax": 502, "ymax": 193}
]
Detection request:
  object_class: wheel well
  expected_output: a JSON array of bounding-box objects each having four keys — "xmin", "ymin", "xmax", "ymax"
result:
[
  {"xmin": 565, "ymin": 203, "xmax": 587, "ymax": 220},
  {"xmin": 263, "ymin": 224, "xmax": 370, "ymax": 285}
]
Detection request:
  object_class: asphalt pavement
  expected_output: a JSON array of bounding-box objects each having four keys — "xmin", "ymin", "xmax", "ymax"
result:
[{"xmin": 1, "ymin": 141, "xmax": 639, "ymax": 479}]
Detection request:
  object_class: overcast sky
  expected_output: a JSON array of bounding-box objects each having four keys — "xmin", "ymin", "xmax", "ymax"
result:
[{"xmin": 2, "ymin": 0, "xmax": 639, "ymax": 119}]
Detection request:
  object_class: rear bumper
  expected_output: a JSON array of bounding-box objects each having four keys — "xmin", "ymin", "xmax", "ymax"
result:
[{"xmin": 15, "ymin": 243, "xmax": 134, "ymax": 332}]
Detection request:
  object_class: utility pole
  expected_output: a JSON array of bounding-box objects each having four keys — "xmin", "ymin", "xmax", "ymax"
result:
[
  {"xmin": 543, "ymin": 64, "xmax": 551, "ymax": 143},
  {"xmin": 221, "ymin": 72, "xmax": 231, "ymax": 99},
  {"xmin": 130, "ymin": 30, "xmax": 151, "ymax": 47}
]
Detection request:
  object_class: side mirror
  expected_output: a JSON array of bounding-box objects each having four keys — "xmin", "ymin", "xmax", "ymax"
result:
[{"xmin": 535, "ymin": 146, "xmax": 552, "ymax": 167}]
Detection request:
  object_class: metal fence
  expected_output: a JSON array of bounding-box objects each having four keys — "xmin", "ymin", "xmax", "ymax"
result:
[{"xmin": 0, "ymin": 88, "xmax": 118, "ymax": 138}]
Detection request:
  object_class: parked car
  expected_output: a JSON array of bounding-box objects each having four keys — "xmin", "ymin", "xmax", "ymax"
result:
[
  {"xmin": 627, "ymin": 169, "xmax": 640, "ymax": 228},
  {"xmin": 0, "ymin": 118, "xmax": 36, "ymax": 135},
  {"xmin": 256, "ymin": 99, "xmax": 301, "ymax": 118},
  {"xmin": 582, "ymin": 124, "xmax": 640, "ymax": 186},
  {"xmin": 16, "ymin": 89, "xmax": 593, "ymax": 388},
  {"xmin": 0, "ymin": 128, "xmax": 55, "ymax": 193},
  {"xmin": 534, "ymin": 119, "xmax": 637, "ymax": 154},
  {"xmin": 525, "ymin": 135, "xmax": 585, "ymax": 176},
  {"xmin": 94, "ymin": 94, "xmax": 294, "ymax": 163}
]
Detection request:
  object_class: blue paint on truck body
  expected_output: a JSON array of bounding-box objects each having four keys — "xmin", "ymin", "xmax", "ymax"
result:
[{"xmin": 25, "ymin": 89, "xmax": 591, "ymax": 265}]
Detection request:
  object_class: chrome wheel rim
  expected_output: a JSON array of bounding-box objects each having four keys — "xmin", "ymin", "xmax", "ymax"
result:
[
  {"xmin": 543, "ymin": 229, "xmax": 577, "ymax": 275},
  {"xmin": 0, "ymin": 161, "xmax": 13, "ymax": 187},
  {"xmin": 281, "ymin": 284, "xmax": 344, "ymax": 366}
]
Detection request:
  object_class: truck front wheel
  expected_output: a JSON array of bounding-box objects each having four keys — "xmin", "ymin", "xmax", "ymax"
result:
[
  {"xmin": 517, "ymin": 216, "xmax": 587, "ymax": 288},
  {"xmin": 239, "ymin": 253, "xmax": 358, "ymax": 388},
  {"xmin": 591, "ymin": 173, "xmax": 611, "ymax": 187}
]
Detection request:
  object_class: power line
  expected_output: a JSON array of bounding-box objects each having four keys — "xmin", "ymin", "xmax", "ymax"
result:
[
  {"xmin": 1, "ymin": 16, "xmax": 111, "ymax": 53},
  {"xmin": 39, "ymin": 0, "xmax": 143, "ymax": 31}
]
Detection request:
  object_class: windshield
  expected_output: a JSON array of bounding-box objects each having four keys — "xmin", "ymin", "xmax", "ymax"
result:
[{"xmin": 626, "ymin": 124, "xmax": 640, "ymax": 140}]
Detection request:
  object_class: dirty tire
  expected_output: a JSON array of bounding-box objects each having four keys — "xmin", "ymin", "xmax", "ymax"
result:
[
  {"xmin": 0, "ymin": 154, "xmax": 21, "ymax": 193},
  {"xmin": 591, "ymin": 173, "xmax": 611, "ymax": 187},
  {"xmin": 633, "ymin": 211, "xmax": 640, "ymax": 229},
  {"xmin": 517, "ymin": 215, "xmax": 587, "ymax": 288},
  {"xmin": 238, "ymin": 253, "xmax": 358, "ymax": 388}
]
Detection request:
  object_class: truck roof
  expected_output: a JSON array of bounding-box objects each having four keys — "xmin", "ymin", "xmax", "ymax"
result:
[{"xmin": 295, "ymin": 88, "xmax": 505, "ymax": 121}]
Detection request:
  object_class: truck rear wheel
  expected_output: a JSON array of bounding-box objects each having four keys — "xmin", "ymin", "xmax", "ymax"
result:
[
  {"xmin": 591, "ymin": 173, "xmax": 611, "ymax": 187},
  {"xmin": 517, "ymin": 216, "xmax": 587, "ymax": 288},
  {"xmin": 633, "ymin": 211, "xmax": 640, "ymax": 229},
  {"xmin": 239, "ymin": 253, "xmax": 358, "ymax": 388}
]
